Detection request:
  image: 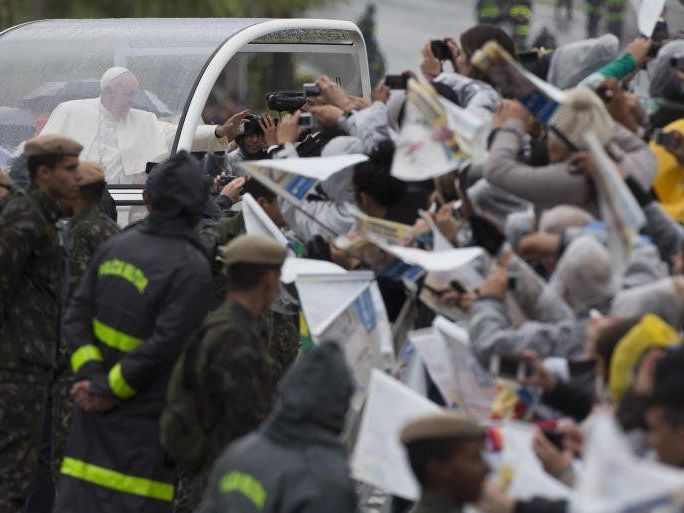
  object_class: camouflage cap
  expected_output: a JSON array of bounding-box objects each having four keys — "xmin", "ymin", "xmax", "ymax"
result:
[
  {"xmin": 24, "ymin": 135, "xmax": 82, "ymax": 158},
  {"xmin": 77, "ymin": 161, "xmax": 106, "ymax": 186},
  {"xmin": 400, "ymin": 412, "xmax": 485, "ymax": 445},
  {"xmin": 220, "ymin": 234, "xmax": 287, "ymax": 267}
]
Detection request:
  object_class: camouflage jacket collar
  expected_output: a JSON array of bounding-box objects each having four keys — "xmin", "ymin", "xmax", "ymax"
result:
[
  {"xmin": 27, "ymin": 186, "xmax": 62, "ymax": 223},
  {"xmin": 70, "ymin": 205, "xmax": 101, "ymax": 226}
]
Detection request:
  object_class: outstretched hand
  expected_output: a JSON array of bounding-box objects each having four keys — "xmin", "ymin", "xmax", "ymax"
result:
[{"xmin": 216, "ymin": 110, "xmax": 250, "ymax": 140}]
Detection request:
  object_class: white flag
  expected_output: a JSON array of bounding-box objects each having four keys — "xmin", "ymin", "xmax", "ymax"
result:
[
  {"xmin": 240, "ymin": 154, "xmax": 368, "ymax": 205},
  {"xmin": 573, "ymin": 409, "xmax": 684, "ymax": 513},
  {"xmin": 242, "ymin": 193, "xmax": 288, "ymax": 246},
  {"xmin": 295, "ymin": 272, "xmax": 393, "ymax": 407},
  {"xmin": 351, "ymin": 369, "xmax": 441, "ymax": 500}
]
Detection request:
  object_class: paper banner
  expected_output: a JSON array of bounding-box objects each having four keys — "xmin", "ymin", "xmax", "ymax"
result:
[
  {"xmin": 498, "ymin": 422, "xmax": 575, "ymax": 500},
  {"xmin": 368, "ymin": 237, "xmax": 484, "ymax": 273},
  {"xmin": 573, "ymin": 409, "xmax": 684, "ymax": 513},
  {"xmin": 242, "ymin": 192, "xmax": 288, "ymax": 246},
  {"xmin": 295, "ymin": 272, "xmax": 394, "ymax": 406},
  {"xmin": 391, "ymin": 78, "xmax": 469, "ymax": 181},
  {"xmin": 584, "ymin": 132, "xmax": 646, "ymax": 278},
  {"xmin": 351, "ymin": 369, "xmax": 441, "ymax": 500},
  {"xmin": 472, "ymin": 41, "xmax": 566, "ymax": 124},
  {"xmin": 410, "ymin": 316, "xmax": 496, "ymax": 420},
  {"xmin": 280, "ymin": 257, "xmax": 345, "ymax": 284},
  {"xmin": 241, "ymin": 154, "xmax": 368, "ymax": 205}
]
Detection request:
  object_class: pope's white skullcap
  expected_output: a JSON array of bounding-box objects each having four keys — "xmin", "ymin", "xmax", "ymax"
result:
[{"xmin": 100, "ymin": 67, "xmax": 133, "ymax": 91}]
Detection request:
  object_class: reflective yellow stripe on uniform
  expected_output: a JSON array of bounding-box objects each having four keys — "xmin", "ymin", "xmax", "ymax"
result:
[
  {"xmin": 479, "ymin": 6, "xmax": 500, "ymax": 17},
  {"xmin": 108, "ymin": 363, "xmax": 136, "ymax": 399},
  {"xmin": 61, "ymin": 457, "xmax": 174, "ymax": 501},
  {"xmin": 510, "ymin": 5, "xmax": 532, "ymax": 18},
  {"xmin": 220, "ymin": 471, "xmax": 267, "ymax": 509},
  {"xmin": 93, "ymin": 319, "xmax": 142, "ymax": 352},
  {"xmin": 71, "ymin": 344, "xmax": 103, "ymax": 373}
]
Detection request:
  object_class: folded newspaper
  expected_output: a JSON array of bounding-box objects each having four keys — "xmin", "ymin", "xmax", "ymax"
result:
[
  {"xmin": 584, "ymin": 132, "xmax": 646, "ymax": 279},
  {"xmin": 409, "ymin": 316, "xmax": 496, "ymax": 420},
  {"xmin": 472, "ymin": 41, "xmax": 567, "ymax": 124},
  {"xmin": 391, "ymin": 78, "xmax": 472, "ymax": 181}
]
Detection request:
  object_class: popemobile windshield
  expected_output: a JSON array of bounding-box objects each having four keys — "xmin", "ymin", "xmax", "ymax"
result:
[{"xmin": 0, "ymin": 18, "xmax": 371, "ymax": 225}]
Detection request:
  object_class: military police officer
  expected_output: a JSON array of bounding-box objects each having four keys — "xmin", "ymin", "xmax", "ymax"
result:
[
  {"xmin": 166, "ymin": 234, "xmax": 287, "ymax": 512},
  {"xmin": 51, "ymin": 161, "xmax": 122, "ymax": 482},
  {"xmin": 66, "ymin": 161, "xmax": 122, "ymax": 294},
  {"xmin": 0, "ymin": 135, "xmax": 82, "ymax": 512},
  {"xmin": 199, "ymin": 179, "xmax": 299, "ymax": 378},
  {"xmin": 401, "ymin": 413, "xmax": 490, "ymax": 513}
]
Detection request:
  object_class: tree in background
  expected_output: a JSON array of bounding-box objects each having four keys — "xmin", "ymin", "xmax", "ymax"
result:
[
  {"xmin": 0, "ymin": 0, "xmax": 338, "ymax": 31},
  {"xmin": 356, "ymin": 3, "xmax": 386, "ymax": 86}
]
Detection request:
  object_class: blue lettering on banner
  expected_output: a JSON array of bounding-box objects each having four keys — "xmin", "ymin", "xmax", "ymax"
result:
[
  {"xmin": 520, "ymin": 91, "xmax": 559, "ymax": 124},
  {"xmin": 381, "ymin": 260, "xmax": 424, "ymax": 282},
  {"xmin": 353, "ymin": 288, "xmax": 377, "ymax": 333},
  {"xmin": 286, "ymin": 175, "xmax": 319, "ymax": 200}
]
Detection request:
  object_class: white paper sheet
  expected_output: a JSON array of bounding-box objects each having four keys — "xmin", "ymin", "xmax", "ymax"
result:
[
  {"xmin": 637, "ymin": 0, "xmax": 666, "ymax": 37},
  {"xmin": 573, "ymin": 410, "xmax": 684, "ymax": 513},
  {"xmin": 242, "ymin": 193, "xmax": 288, "ymax": 246},
  {"xmin": 499, "ymin": 422, "xmax": 575, "ymax": 501},
  {"xmin": 584, "ymin": 132, "xmax": 646, "ymax": 278},
  {"xmin": 378, "ymin": 243, "xmax": 484, "ymax": 273},
  {"xmin": 410, "ymin": 327, "xmax": 464, "ymax": 409},
  {"xmin": 351, "ymin": 370, "xmax": 441, "ymax": 500},
  {"xmin": 280, "ymin": 257, "xmax": 345, "ymax": 284},
  {"xmin": 295, "ymin": 272, "xmax": 374, "ymax": 336},
  {"xmin": 241, "ymin": 154, "xmax": 368, "ymax": 180},
  {"xmin": 296, "ymin": 273, "xmax": 394, "ymax": 407}
]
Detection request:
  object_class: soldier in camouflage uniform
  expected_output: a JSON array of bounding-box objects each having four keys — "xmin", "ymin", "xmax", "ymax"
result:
[
  {"xmin": 198, "ymin": 179, "xmax": 299, "ymax": 378},
  {"xmin": 0, "ymin": 135, "xmax": 82, "ymax": 513},
  {"xmin": 51, "ymin": 161, "xmax": 121, "ymax": 482},
  {"xmin": 167, "ymin": 234, "xmax": 287, "ymax": 513}
]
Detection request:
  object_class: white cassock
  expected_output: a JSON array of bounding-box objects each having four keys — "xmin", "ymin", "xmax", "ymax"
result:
[{"xmin": 40, "ymin": 98, "xmax": 228, "ymax": 184}]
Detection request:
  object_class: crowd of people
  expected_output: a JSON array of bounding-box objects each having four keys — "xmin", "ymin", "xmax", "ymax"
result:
[{"xmin": 3, "ymin": 16, "xmax": 684, "ymax": 513}]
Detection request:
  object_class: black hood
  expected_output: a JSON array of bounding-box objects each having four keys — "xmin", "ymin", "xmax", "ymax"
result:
[
  {"xmin": 147, "ymin": 151, "xmax": 208, "ymax": 227},
  {"xmin": 265, "ymin": 342, "xmax": 353, "ymax": 445}
]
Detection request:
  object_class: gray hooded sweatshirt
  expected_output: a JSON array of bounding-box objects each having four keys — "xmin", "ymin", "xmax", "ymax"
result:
[{"xmin": 196, "ymin": 343, "xmax": 357, "ymax": 513}]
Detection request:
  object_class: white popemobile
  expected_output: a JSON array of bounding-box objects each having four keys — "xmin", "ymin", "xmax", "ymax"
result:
[{"xmin": 0, "ymin": 18, "xmax": 371, "ymax": 225}]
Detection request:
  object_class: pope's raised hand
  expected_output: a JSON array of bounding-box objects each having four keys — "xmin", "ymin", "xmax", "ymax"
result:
[{"xmin": 216, "ymin": 110, "xmax": 250, "ymax": 140}]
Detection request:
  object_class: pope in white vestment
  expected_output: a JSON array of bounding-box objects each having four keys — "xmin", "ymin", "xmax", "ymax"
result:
[{"xmin": 40, "ymin": 67, "xmax": 234, "ymax": 184}]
